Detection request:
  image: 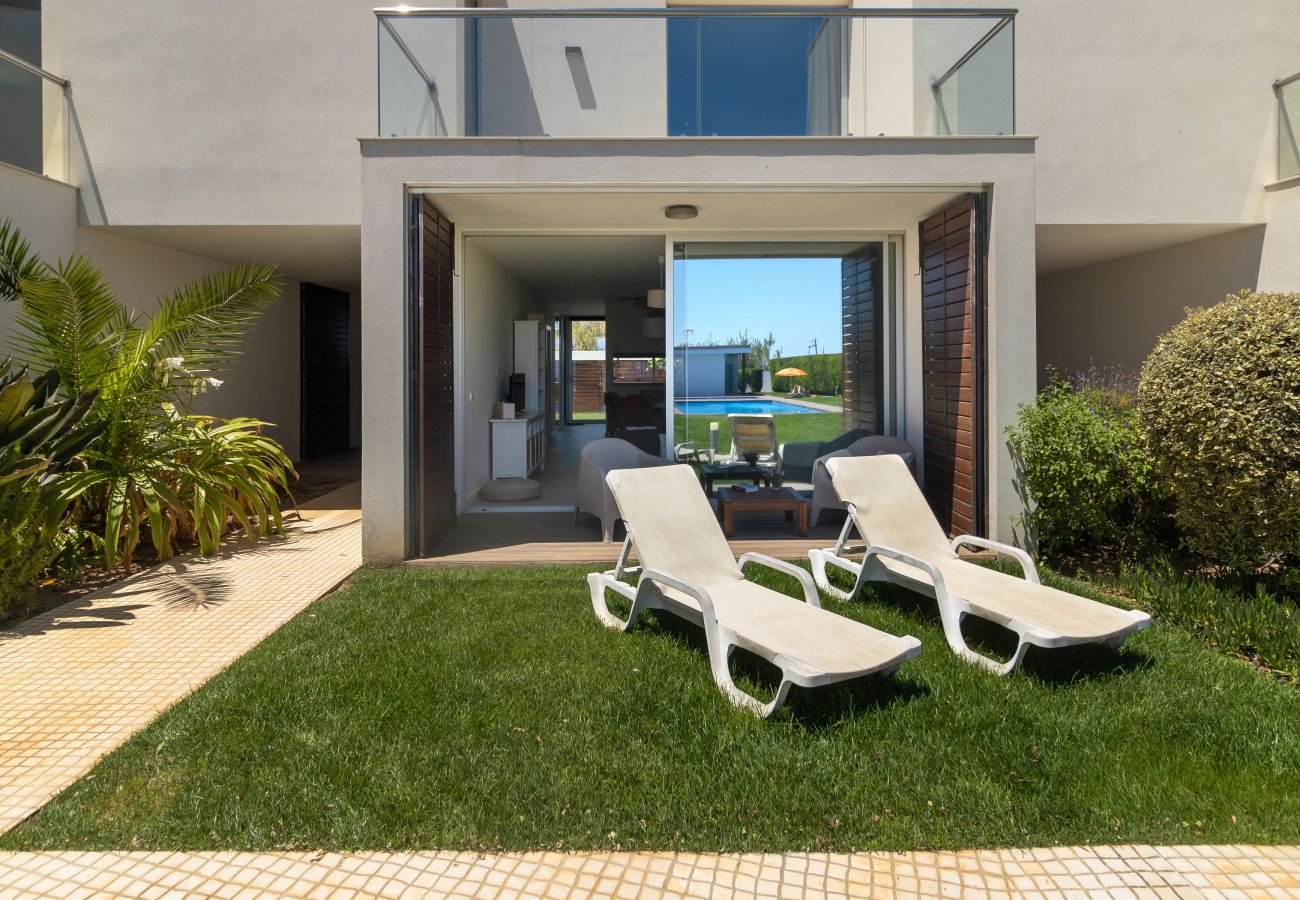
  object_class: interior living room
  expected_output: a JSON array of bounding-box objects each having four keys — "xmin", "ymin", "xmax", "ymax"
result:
[
  {"xmin": 457, "ymin": 235, "xmax": 667, "ymax": 517},
  {"xmin": 425, "ymin": 229, "xmax": 928, "ymax": 565}
]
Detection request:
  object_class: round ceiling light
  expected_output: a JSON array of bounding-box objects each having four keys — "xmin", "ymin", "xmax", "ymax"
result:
[{"xmin": 664, "ymin": 204, "xmax": 699, "ymax": 220}]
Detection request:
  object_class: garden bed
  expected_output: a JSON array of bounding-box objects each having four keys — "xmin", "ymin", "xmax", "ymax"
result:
[{"xmin": 4, "ymin": 564, "xmax": 1298, "ymax": 853}]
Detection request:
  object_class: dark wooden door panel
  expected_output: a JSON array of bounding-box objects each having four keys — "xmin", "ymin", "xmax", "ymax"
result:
[
  {"xmin": 842, "ymin": 246, "xmax": 883, "ymax": 434},
  {"xmin": 919, "ymin": 195, "xmax": 986, "ymax": 537},
  {"xmin": 300, "ymin": 283, "xmax": 351, "ymax": 459},
  {"xmin": 419, "ymin": 197, "xmax": 456, "ymax": 555}
]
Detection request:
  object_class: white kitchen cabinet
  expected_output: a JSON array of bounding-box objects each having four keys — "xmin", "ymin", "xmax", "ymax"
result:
[{"xmin": 490, "ymin": 412, "xmax": 545, "ymax": 479}]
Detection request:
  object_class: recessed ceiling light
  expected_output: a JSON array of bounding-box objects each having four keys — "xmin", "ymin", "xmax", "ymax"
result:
[{"xmin": 664, "ymin": 204, "xmax": 699, "ymax": 220}]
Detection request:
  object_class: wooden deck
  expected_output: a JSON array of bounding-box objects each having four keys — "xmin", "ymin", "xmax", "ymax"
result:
[{"xmin": 410, "ymin": 511, "xmax": 845, "ymax": 568}]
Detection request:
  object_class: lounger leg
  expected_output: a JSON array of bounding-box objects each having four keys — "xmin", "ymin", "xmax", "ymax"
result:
[
  {"xmin": 935, "ymin": 602, "xmax": 1031, "ymax": 676},
  {"xmin": 809, "ymin": 548, "xmax": 870, "ymax": 602},
  {"xmin": 704, "ymin": 636, "xmax": 793, "ymax": 718},
  {"xmin": 586, "ymin": 572, "xmax": 649, "ymax": 632}
]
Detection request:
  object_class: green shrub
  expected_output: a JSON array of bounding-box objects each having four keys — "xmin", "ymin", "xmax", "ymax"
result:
[
  {"xmin": 0, "ymin": 362, "xmax": 103, "ymax": 619},
  {"xmin": 1103, "ymin": 560, "xmax": 1300, "ymax": 680},
  {"xmin": 769, "ymin": 352, "xmax": 841, "ymax": 394},
  {"xmin": 0, "ymin": 492, "xmax": 46, "ymax": 621},
  {"xmin": 1138, "ymin": 290, "xmax": 1300, "ymax": 583},
  {"xmin": 1, "ymin": 218, "xmax": 290, "ymax": 567},
  {"xmin": 1006, "ymin": 372, "xmax": 1163, "ymax": 562}
]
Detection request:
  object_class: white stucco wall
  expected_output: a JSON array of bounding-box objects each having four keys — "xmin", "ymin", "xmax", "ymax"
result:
[
  {"xmin": 359, "ymin": 137, "xmax": 1037, "ymax": 562},
  {"xmin": 460, "ymin": 240, "xmax": 537, "ymax": 504},
  {"xmin": 1257, "ymin": 183, "xmax": 1300, "ymax": 291},
  {"xmin": 917, "ymin": 0, "xmax": 1299, "ymax": 226},
  {"xmin": 43, "ymin": 0, "xmax": 381, "ymax": 227},
  {"xmin": 1036, "ymin": 226, "xmax": 1270, "ymax": 379},
  {"xmin": 40, "ymin": 0, "xmax": 1299, "ymax": 232}
]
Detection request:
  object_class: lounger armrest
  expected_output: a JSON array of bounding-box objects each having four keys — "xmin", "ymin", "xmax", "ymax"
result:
[
  {"xmin": 864, "ymin": 544, "xmax": 949, "ymax": 596},
  {"xmin": 737, "ymin": 552, "xmax": 821, "ymax": 607},
  {"xmin": 638, "ymin": 568, "xmax": 718, "ymax": 624},
  {"xmin": 950, "ymin": 535, "xmax": 1040, "ymax": 584}
]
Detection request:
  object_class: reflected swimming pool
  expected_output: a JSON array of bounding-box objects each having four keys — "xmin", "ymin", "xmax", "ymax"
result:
[{"xmin": 673, "ymin": 399, "xmax": 820, "ymax": 415}]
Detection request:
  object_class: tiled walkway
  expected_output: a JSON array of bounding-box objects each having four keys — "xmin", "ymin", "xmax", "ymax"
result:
[
  {"xmin": 0, "ymin": 483, "xmax": 361, "ymax": 833},
  {"xmin": 0, "ymin": 844, "xmax": 1296, "ymax": 898}
]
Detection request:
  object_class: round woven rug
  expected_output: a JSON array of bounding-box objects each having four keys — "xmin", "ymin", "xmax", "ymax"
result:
[{"xmin": 480, "ymin": 477, "xmax": 542, "ymax": 502}]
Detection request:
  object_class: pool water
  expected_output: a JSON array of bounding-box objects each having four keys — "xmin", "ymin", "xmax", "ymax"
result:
[{"xmin": 674, "ymin": 399, "xmax": 820, "ymax": 416}]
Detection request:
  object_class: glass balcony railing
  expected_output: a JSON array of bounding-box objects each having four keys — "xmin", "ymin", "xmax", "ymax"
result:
[
  {"xmin": 375, "ymin": 7, "xmax": 1016, "ymax": 139},
  {"xmin": 1279, "ymin": 73, "xmax": 1299, "ymax": 181},
  {"xmin": 0, "ymin": 48, "xmax": 69, "ymax": 181}
]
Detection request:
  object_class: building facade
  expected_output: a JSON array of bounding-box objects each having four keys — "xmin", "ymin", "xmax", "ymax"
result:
[{"xmin": 1, "ymin": 0, "xmax": 1296, "ymax": 563}]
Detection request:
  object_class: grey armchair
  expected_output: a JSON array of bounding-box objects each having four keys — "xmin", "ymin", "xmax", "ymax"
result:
[
  {"xmin": 779, "ymin": 429, "xmax": 871, "ymax": 483},
  {"xmin": 810, "ymin": 436, "xmax": 917, "ymax": 525},
  {"xmin": 575, "ymin": 438, "xmax": 671, "ymax": 542}
]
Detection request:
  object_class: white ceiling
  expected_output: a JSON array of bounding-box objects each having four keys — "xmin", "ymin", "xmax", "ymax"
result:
[
  {"xmin": 93, "ymin": 225, "xmax": 362, "ymax": 286},
  {"xmin": 425, "ymin": 188, "xmax": 965, "ymax": 235},
  {"xmin": 470, "ymin": 234, "xmax": 665, "ymax": 303},
  {"xmin": 1035, "ymin": 223, "xmax": 1261, "ymax": 276}
]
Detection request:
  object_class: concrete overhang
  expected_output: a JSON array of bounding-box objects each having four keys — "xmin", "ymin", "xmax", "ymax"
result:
[
  {"xmin": 359, "ymin": 135, "xmax": 1037, "ymax": 233},
  {"xmin": 1036, "ymin": 222, "xmax": 1265, "ymax": 276}
]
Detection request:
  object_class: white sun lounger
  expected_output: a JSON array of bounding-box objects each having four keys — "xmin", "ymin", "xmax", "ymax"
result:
[
  {"xmin": 587, "ymin": 465, "xmax": 921, "ymax": 717},
  {"xmin": 809, "ymin": 455, "xmax": 1151, "ymax": 675}
]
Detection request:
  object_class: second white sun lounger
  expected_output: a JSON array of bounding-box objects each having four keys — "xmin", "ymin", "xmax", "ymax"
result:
[
  {"xmin": 809, "ymin": 455, "xmax": 1151, "ymax": 675},
  {"xmin": 587, "ymin": 465, "xmax": 921, "ymax": 717}
]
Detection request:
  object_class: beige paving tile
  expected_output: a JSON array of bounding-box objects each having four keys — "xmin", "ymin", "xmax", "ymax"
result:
[{"xmin": 0, "ymin": 484, "xmax": 361, "ymax": 834}]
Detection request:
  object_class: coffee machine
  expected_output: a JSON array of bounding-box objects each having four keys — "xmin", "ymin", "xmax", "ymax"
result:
[{"xmin": 508, "ymin": 373, "xmax": 527, "ymax": 413}]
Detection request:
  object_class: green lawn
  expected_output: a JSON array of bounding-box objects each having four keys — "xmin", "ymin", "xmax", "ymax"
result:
[
  {"xmin": 5, "ymin": 565, "xmax": 1298, "ymax": 853},
  {"xmin": 675, "ymin": 411, "xmax": 845, "ymax": 455}
]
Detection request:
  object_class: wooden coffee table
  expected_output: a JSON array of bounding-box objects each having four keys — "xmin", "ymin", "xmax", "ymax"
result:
[
  {"xmin": 698, "ymin": 463, "xmax": 773, "ymax": 496},
  {"xmin": 716, "ymin": 486, "xmax": 809, "ymax": 538}
]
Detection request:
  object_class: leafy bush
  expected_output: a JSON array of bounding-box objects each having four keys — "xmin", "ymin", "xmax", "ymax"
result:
[
  {"xmin": 1007, "ymin": 371, "xmax": 1164, "ymax": 562},
  {"xmin": 57, "ymin": 412, "xmax": 293, "ymax": 564},
  {"xmin": 1104, "ymin": 560, "xmax": 1300, "ymax": 680},
  {"xmin": 769, "ymin": 352, "xmax": 841, "ymax": 395},
  {"xmin": 0, "ymin": 363, "xmax": 103, "ymax": 618},
  {"xmin": 1, "ymin": 219, "xmax": 291, "ymax": 568},
  {"xmin": 1138, "ymin": 290, "xmax": 1300, "ymax": 583}
]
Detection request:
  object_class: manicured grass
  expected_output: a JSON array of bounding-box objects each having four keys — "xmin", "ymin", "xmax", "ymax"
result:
[
  {"xmin": 675, "ymin": 411, "xmax": 845, "ymax": 456},
  {"xmin": 570, "ymin": 412, "xmax": 605, "ymax": 422},
  {"xmin": 5, "ymin": 565, "xmax": 1299, "ymax": 853}
]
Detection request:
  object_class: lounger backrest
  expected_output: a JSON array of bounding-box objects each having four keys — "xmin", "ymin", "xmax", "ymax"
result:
[
  {"xmin": 826, "ymin": 455, "xmax": 957, "ymax": 561},
  {"xmin": 606, "ymin": 465, "xmax": 743, "ymax": 588},
  {"xmin": 727, "ymin": 414, "xmax": 777, "ymax": 457}
]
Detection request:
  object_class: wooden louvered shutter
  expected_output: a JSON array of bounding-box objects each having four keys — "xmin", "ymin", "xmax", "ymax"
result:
[
  {"xmin": 919, "ymin": 195, "xmax": 987, "ymax": 537},
  {"xmin": 418, "ymin": 197, "xmax": 457, "ymax": 555},
  {"xmin": 841, "ymin": 246, "xmax": 884, "ymax": 433}
]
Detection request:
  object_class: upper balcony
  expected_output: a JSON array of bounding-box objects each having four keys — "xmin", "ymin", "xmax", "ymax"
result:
[
  {"xmin": 376, "ymin": 6, "xmax": 1016, "ymax": 140},
  {"xmin": 1279, "ymin": 71, "xmax": 1299, "ymax": 182},
  {"xmin": 0, "ymin": 47, "xmax": 69, "ymax": 182}
]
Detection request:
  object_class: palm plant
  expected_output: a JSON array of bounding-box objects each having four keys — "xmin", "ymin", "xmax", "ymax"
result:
[
  {"xmin": 0, "ymin": 361, "xmax": 103, "ymax": 616},
  {"xmin": 1, "ymin": 219, "xmax": 295, "ymax": 566}
]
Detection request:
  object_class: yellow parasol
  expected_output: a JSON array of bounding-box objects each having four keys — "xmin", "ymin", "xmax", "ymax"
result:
[{"xmin": 774, "ymin": 367, "xmax": 808, "ymax": 378}]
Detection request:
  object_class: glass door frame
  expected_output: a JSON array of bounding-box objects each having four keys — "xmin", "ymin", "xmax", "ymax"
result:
[
  {"xmin": 561, "ymin": 314, "xmax": 607, "ymax": 426},
  {"xmin": 662, "ymin": 232, "xmax": 904, "ymax": 457}
]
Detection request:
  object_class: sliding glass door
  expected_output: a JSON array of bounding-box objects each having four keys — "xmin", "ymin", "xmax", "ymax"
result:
[{"xmin": 672, "ymin": 241, "xmax": 895, "ymax": 474}]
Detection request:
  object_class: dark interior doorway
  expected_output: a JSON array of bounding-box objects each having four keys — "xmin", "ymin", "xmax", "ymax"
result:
[{"xmin": 300, "ymin": 283, "xmax": 351, "ymax": 460}]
